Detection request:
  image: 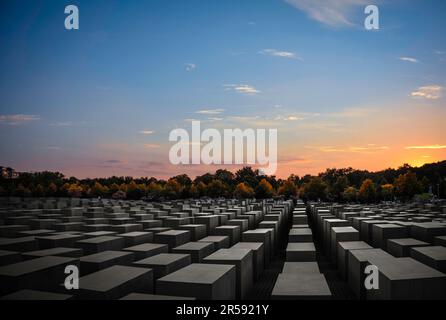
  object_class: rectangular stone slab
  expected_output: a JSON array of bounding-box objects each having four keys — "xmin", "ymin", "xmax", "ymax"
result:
[
  {"xmin": 242, "ymin": 229, "xmax": 272, "ymax": 265},
  {"xmin": 0, "ymin": 250, "xmax": 22, "ymax": 266},
  {"xmin": 330, "ymin": 227, "xmax": 360, "ymax": 266},
  {"xmin": 337, "ymin": 241, "xmax": 372, "ymax": 280},
  {"xmin": 123, "ymin": 243, "xmax": 168, "ymax": 260},
  {"xmin": 75, "ymin": 236, "xmax": 125, "ymax": 255},
  {"xmin": 387, "ymin": 238, "xmax": 429, "ymax": 257},
  {"xmin": 231, "ymin": 242, "xmax": 264, "ymax": 280},
  {"xmin": 156, "ymin": 263, "xmax": 236, "ymax": 300},
  {"xmin": 271, "ymin": 273, "xmax": 332, "ymax": 300},
  {"xmin": 0, "ymin": 237, "xmax": 37, "ymax": 252},
  {"xmin": 286, "ymin": 243, "xmax": 316, "ymax": 262},
  {"xmin": 281, "ymin": 262, "xmax": 320, "ymax": 274},
  {"xmin": 120, "ymin": 293, "xmax": 195, "ymax": 300},
  {"xmin": 293, "ymin": 215, "xmax": 308, "ymax": 224},
  {"xmin": 203, "ymin": 249, "xmax": 253, "ymax": 299},
  {"xmin": 0, "ymin": 289, "xmax": 72, "ymax": 300},
  {"xmin": 154, "ymin": 230, "xmax": 191, "ymax": 250},
  {"xmin": 0, "ymin": 256, "xmax": 79, "ymax": 295},
  {"xmin": 177, "ymin": 224, "xmax": 207, "ymax": 241},
  {"xmin": 227, "ymin": 219, "xmax": 249, "ymax": 232},
  {"xmin": 194, "ymin": 216, "xmax": 220, "ymax": 234},
  {"xmin": 198, "ymin": 236, "xmax": 230, "ymax": 250},
  {"xmin": 371, "ymin": 224, "xmax": 408, "ymax": 250},
  {"xmin": 288, "ymin": 228, "xmax": 313, "ymax": 243},
  {"xmin": 213, "ymin": 226, "xmax": 240, "ymax": 246},
  {"xmin": 410, "ymin": 246, "xmax": 446, "ymax": 273},
  {"xmin": 134, "ymin": 253, "xmax": 191, "ymax": 278},
  {"xmin": 77, "ymin": 265, "xmax": 153, "ymax": 299},
  {"xmin": 36, "ymin": 234, "xmax": 86, "ymax": 250},
  {"xmin": 80, "ymin": 250, "xmax": 135, "ymax": 275},
  {"xmin": 411, "ymin": 223, "xmax": 446, "ymax": 243},
  {"xmin": 172, "ymin": 241, "xmax": 214, "ymax": 263},
  {"xmin": 23, "ymin": 247, "xmax": 83, "ymax": 259},
  {"xmin": 366, "ymin": 256, "xmax": 446, "ymax": 300},
  {"xmin": 118, "ymin": 231, "xmax": 153, "ymax": 246}
]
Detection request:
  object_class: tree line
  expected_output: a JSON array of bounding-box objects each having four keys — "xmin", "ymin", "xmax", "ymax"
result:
[{"xmin": 0, "ymin": 161, "xmax": 445, "ymax": 203}]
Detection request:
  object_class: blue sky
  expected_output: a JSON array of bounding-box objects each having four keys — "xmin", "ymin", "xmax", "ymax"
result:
[{"xmin": 0, "ymin": 0, "xmax": 445, "ymax": 178}]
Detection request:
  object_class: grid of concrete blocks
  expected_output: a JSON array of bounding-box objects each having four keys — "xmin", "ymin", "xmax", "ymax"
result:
[
  {"xmin": 0, "ymin": 197, "xmax": 445, "ymax": 300},
  {"xmin": 0, "ymin": 197, "xmax": 292, "ymax": 300}
]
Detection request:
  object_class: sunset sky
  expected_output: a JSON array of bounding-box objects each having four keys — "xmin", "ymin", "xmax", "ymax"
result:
[{"xmin": 1, "ymin": 0, "xmax": 445, "ymax": 179}]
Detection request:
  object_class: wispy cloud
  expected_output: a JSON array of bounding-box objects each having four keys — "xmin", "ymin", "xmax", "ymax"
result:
[
  {"xmin": 399, "ymin": 56, "xmax": 418, "ymax": 63},
  {"xmin": 259, "ymin": 49, "xmax": 301, "ymax": 60},
  {"xmin": 405, "ymin": 145, "xmax": 446, "ymax": 150},
  {"xmin": 224, "ymin": 84, "xmax": 260, "ymax": 94},
  {"xmin": 275, "ymin": 115, "xmax": 305, "ymax": 121},
  {"xmin": 139, "ymin": 129, "xmax": 155, "ymax": 135},
  {"xmin": 185, "ymin": 63, "xmax": 196, "ymax": 71},
  {"xmin": 328, "ymin": 107, "xmax": 375, "ymax": 118},
  {"xmin": 195, "ymin": 108, "xmax": 225, "ymax": 115},
  {"xmin": 305, "ymin": 144, "xmax": 389, "ymax": 153},
  {"xmin": 0, "ymin": 114, "xmax": 40, "ymax": 125},
  {"xmin": 50, "ymin": 121, "xmax": 87, "ymax": 127},
  {"xmin": 411, "ymin": 85, "xmax": 442, "ymax": 100},
  {"xmin": 144, "ymin": 143, "xmax": 161, "ymax": 149},
  {"xmin": 285, "ymin": 0, "xmax": 370, "ymax": 27}
]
